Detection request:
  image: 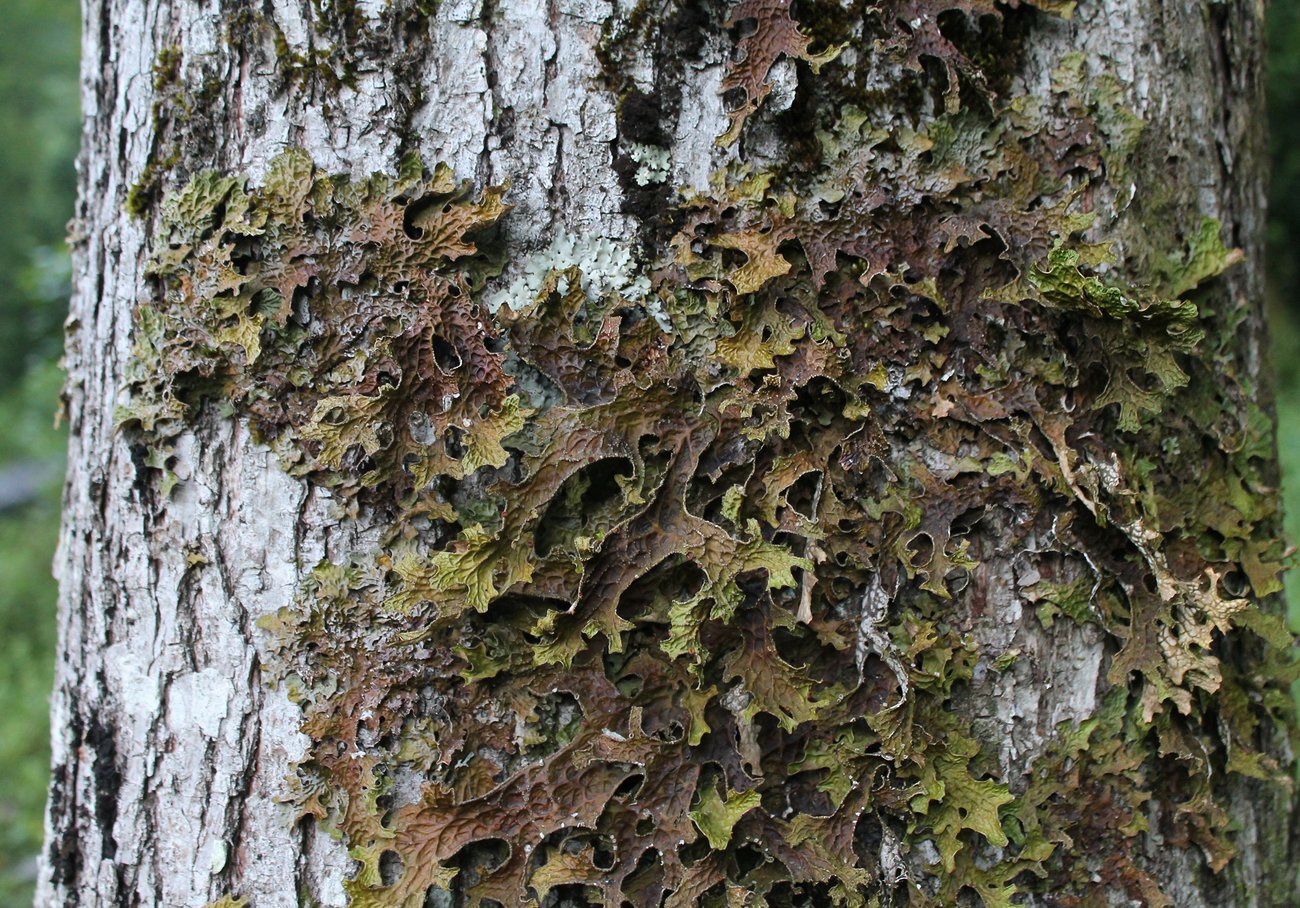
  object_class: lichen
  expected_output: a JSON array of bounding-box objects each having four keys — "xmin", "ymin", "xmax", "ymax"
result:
[
  {"xmin": 484, "ymin": 231, "xmax": 652, "ymax": 316},
  {"xmin": 123, "ymin": 1, "xmax": 1296, "ymax": 906},
  {"xmin": 625, "ymin": 142, "xmax": 672, "ymax": 186}
]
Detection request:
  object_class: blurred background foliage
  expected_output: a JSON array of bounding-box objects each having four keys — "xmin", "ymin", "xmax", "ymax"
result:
[
  {"xmin": 1269, "ymin": 0, "xmax": 1300, "ymax": 625},
  {"xmin": 0, "ymin": 0, "xmax": 1297, "ymax": 905},
  {"xmin": 0, "ymin": 0, "xmax": 79, "ymax": 901}
]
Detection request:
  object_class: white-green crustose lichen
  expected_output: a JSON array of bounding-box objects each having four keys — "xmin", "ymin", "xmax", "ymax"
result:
[
  {"xmin": 484, "ymin": 230, "xmax": 664, "ymax": 326},
  {"xmin": 626, "ymin": 141, "xmax": 672, "ymax": 186}
]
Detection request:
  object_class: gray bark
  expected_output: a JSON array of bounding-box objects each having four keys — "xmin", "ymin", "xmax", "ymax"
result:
[{"xmin": 40, "ymin": 0, "xmax": 1286, "ymax": 906}]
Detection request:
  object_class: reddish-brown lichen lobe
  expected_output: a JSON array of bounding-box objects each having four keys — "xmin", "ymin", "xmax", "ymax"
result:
[{"xmin": 125, "ymin": 1, "xmax": 1295, "ymax": 906}]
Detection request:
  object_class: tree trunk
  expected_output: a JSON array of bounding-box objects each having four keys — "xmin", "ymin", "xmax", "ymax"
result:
[{"xmin": 40, "ymin": 0, "xmax": 1297, "ymax": 906}]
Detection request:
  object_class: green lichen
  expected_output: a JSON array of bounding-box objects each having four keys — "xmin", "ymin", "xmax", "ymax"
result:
[
  {"xmin": 124, "ymin": 1, "xmax": 1296, "ymax": 906},
  {"xmin": 691, "ymin": 781, "xmax": 763, "ymax": 850}
]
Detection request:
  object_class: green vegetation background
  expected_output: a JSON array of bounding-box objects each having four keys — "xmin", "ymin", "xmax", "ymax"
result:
[
  {"xmin": 0, "ymin": 0, "xmax": 79, "ymax": 901},
  {"xmin": 0, "ymin": 1, "xmax": 1297, "ymax": 904}
]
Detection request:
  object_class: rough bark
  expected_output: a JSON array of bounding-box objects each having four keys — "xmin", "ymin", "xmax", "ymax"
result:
[{"xmin": 40, "ymin": 1, "xmax": 1296, "ymax": 907}]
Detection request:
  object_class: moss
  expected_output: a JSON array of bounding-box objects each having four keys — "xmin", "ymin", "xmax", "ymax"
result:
[
  {"xmin": 122, "ymin": 47, "xmax": 188, "ymax": 219},
  {"xmin": 123, "ymin": 43, "xmax": 229, "ymax": 220},
  {"xmin": 268, "ymin": 21, "xmax": 356, "ymax": 93},
  {"xmin": 123, "ymin": 1, "xmax": 1295, "ymax": 906},
  {"xmin": 123, "ymin": 148, "xmax": 179, "ymax": 219},
  {"xmin": 151, "ymin": 45, "xmax": 183, "ymax": 92},
  {"xmin": 594, "ymin": 0, "xmax": 657, "ymax": 83}
]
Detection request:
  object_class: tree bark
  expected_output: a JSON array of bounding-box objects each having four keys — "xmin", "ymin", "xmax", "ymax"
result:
[{"xmin": 41, "ymin": 1, "xmax": 1296, "ymax": 907}]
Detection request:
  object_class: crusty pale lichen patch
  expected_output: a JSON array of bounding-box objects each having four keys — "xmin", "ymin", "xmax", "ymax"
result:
[{"xmin": 123, "ymin": 1, "xmax": 1295, "ymax": 906}]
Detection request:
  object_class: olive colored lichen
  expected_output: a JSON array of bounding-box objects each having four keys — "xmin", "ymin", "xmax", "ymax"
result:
[{"xmin": 124, "ymin": 1, "xmax": 1295, "ymax": 906}]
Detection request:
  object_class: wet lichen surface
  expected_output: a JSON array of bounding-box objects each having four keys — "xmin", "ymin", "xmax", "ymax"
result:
[{"xmin": 125, "ymin": 1, "xmax": 1295, "ymax": 906}]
